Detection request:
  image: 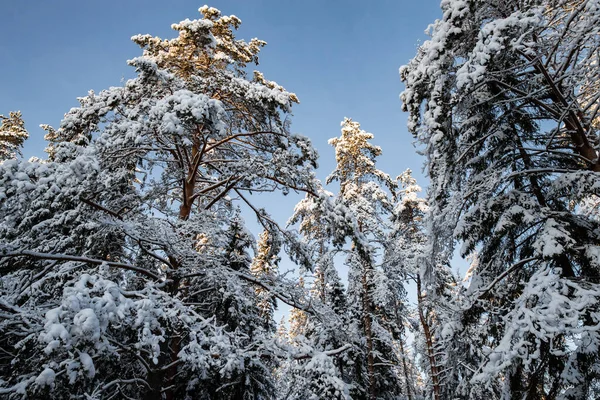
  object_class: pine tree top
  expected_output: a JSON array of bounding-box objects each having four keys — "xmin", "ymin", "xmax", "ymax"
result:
[{"xmin": 0, "ymin": 111, "xmax": 28, "ymax": 161}]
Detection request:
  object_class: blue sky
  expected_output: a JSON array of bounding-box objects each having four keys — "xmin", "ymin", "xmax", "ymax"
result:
[
  {"xmin": 1, "ymin": 1, "xmax": 447, "ymax": 316},
  {"xmin": 2, "ymin": 0, "xmax": 440, "ymax": 186}
]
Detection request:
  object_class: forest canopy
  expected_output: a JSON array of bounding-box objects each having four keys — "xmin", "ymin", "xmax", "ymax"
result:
[{"xmin": 1, "ymin": 1, "xmax": 600, "ymax": 399}]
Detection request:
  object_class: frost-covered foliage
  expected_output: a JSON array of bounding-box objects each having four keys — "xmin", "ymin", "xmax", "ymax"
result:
[
  {"xmin": 250, "ymin": 230, "xmax": 279, "ymax": 332},
  {"xmin": 279, "ymin": 346, "xmax": 352, "ymax": 400},
  {"xmin": 324, "ymin": 119, "xmax": 403, "ymax": 399},
  {"xmin": 277, "ymin": 122, "xmax": 417, "ymax": 400},
  {"xmin": 0, "ymin": 6, "xmax": 335, "ymax": 399},
  {"xmin": 281, "ymin": 190, "xmax": 353, "ymax": 400},
  {"xmin": 401, "ymin": 0, "xmax": 600, "ymax": 398},
  {"xmin": 0, "ymin": 111, "xmax": 28, "ymax": 161},
  {"xmin": 384, "ymin": 170, "xmax": 439, "ymax": 400}
]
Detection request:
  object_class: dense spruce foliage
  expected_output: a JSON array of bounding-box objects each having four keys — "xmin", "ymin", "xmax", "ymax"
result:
[
  {"xmin": 402, "ymin": 0, "xmax": 600, "ymax": 398},
  {"xmin": 1, "ymin": 1, "xmax": 599, "ymax": 399}
]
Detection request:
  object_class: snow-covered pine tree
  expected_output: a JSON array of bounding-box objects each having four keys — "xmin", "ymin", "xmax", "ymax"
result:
[
  {"xmin": 0, "ymin": 111, "xmax": 28, "ymax": 161},
  {"xmin": 288, "ymin": 278, "xmax": 309, "ymax": 341},
  {"xmin": 278, "ymin": 187, "xmax": 354, "ymax": 400},
  {"xmin": 384, "ymin": 169, "xmax": 431, "ymax": 400},
  {"xmin": 250, "ymin": 230, "xmax": 279, "ymax": 332},
  {"xmin": 194, "ymin": 212, "xmax": 276, "ymax": 399},
  {"xmin": 290, "ymin": 187, "xmax": 349, "ymax": 317},
  {"xmin": 327, "ymin": 118, "xmax": 402, "ymax": 400},
  {"xmin": 283, "ymin": 277, "xmax": 352, "ymax": 400},
  {"xmin": 0, "ymin": 6, "xmax": 321, "ymax": 399},
  {"xmin": 401, "ymin": 0, "xmax": 600, "ymax": 398},
  {"xmin": 385, "ymin": 169, "xmax": 463, "ymax": 400}
]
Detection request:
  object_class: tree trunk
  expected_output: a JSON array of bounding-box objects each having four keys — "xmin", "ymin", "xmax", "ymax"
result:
[
  {"xmin": 356, "ymin": 215, "xmax": 377, "ymax": 400},
  {"xmin": 146, "ymin": 339, "xmax": 171, "ymax": 400},
  {"xmin": 179, "ymin": 177, "xmax": 196, "ymax": 220},
  {"xmin": 153, "ymin": 173, "xmax": 195, "ymax": 398},
  {"xmin": 417, "ymin": 276, "xmax": 441, "ymax": 400},
  {"xmin": 362, "ymin": 268, "xmax": 377, "ymax": 400},
  {"xmin": 528, "ymin": 58, "xmax": 600, "ymax": 172},
  {"xmin": 398, "ymin": 331, "xmax": 414, "ymax": 400}
]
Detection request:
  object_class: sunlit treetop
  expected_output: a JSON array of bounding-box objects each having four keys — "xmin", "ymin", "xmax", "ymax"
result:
[
  {"xmin": 327, "ymin": 117, "xmax": 397, "ymax": 199},
  {"xmin": 131, "ymin": 5, "xmax": 298, "ymax": 103},
  {"xmin": 0, "ymin": 111, "xmax": 28, "ymax": 161}
]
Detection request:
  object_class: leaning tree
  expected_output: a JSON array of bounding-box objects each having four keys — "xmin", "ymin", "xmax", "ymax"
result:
[{"xmin": 402, "ymin": 0, "xmax": 600, "ymax": 398}]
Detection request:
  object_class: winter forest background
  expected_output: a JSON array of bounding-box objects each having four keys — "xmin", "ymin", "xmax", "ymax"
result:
[{"xmin": 1, "ymin": 0, "xmax": 600, "ymax": 399}]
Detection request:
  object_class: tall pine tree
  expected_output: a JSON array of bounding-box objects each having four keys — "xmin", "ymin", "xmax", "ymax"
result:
[
  {"xmin": 0, "ymin": 6, "xmax": 319, "ymax": 399},
  {"xmin": 327, "ymin": 118, "xmax": 402, "ymax": 400}
]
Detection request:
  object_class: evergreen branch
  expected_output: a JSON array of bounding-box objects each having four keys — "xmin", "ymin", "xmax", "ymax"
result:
[{"xmin": 1, "ymin": 250, "xmax": 161, "ymax": 281}]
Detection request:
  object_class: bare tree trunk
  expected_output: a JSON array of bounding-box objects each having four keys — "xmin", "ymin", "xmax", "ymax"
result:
[
  {"xmin": 398, "ymin": 331, "xmax": 414, "ymax": 400},
  {"xmin": 362, "ymin": 268, "xmax": 377, "ymax": 400},
  {"xmin": 179, "ymin": 177, "xmax": 195, "ymax": 220},
  {"xmin": 417, "ymin": 275, "xmax": 441, "ymax": 400},
  {"xmin": 356, "ymin": 215, "xmax": 377, "ymax": 400}
]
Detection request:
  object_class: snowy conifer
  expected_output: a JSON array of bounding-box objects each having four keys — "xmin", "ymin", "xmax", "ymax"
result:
[
  {"xmin": 327, "ymin": 118, "xmax": 402, "ymax": 399},
  {"xmin": 0, "ymin": 6, "xmax": 320, "ymax": 399},
  {"xmin": 250, "ymin": 230, "xmax": 279, "ymax": 332},
  {"xmin": 0, "ymin": 111, "xmax": 28, "ymax": 161},
  {"xmin": 401, "ymin": 0, "xmax": 600, "ymax": 397}
]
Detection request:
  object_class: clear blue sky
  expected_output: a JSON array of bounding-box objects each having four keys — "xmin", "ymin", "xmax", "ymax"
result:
[
  {"xmin": 1, "ymin": 0, "xmax": 440, "ymax": 185},
  {"xmin": 1, "ymin": 0, "xmax": 447, "ymax": 321}
]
